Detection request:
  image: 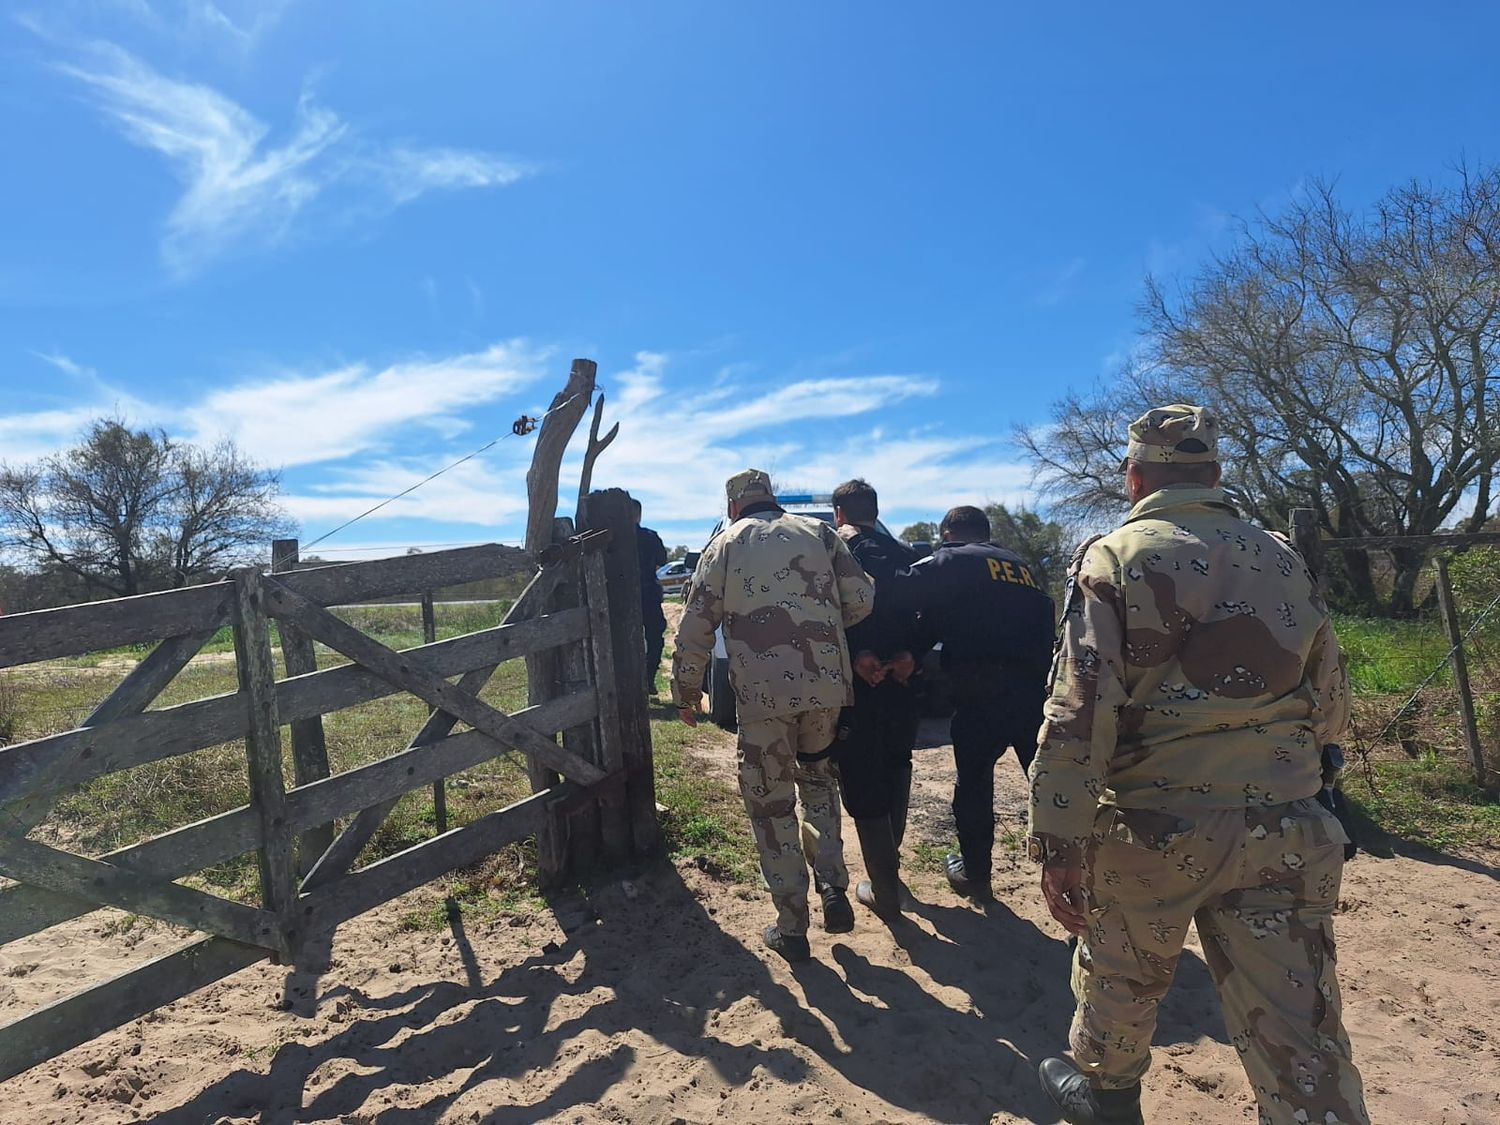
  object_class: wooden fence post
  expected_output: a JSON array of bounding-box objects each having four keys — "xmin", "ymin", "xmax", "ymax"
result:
[
  {"xmin": 231, "ymin": 567, "xmax": 297, "ymax": 960},
  {"xmin": 523, "ymin": 360, "xmax": 599, "ymax": 885},
  {"xmin": 419, "ymin": 591, "xmax": 448, "ymax": 834},
  {"xmin": 1435, "ymin": 556, "xmax": 1490, "ymax": 791},
  {"xmin": 1290, "ymin": 508, "xmax": 1323, "ymax": 584},
  {"xmin": 579, "ymin": 488, "xmax": 659, "ymax": 856},
  {"xmin": 271, "ymin": 539, "xmax": 335, "ymax": 879},
  {"xmin": 582, "ymin": 544, "xmax": 631, "ymax": 866}
]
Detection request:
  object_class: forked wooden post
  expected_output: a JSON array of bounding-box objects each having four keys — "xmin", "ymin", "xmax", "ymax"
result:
[
  {"xmin": 523, "ymin": 360, "xmax": 599, "ymax": 883},
  {"xmin": 580, "ymin": 488, "xmax": 659, "ymax": 856},
  {"xmin": 271, "ymin": 539, "xmax": 335, "ymax": 876},
  {"xmin": 1435, "ymin": 556, "xmax": 1491, "ymax": 792},
  {"xmin": 230, "ymin": 567, "xmax": 297, "ymax": 960}
]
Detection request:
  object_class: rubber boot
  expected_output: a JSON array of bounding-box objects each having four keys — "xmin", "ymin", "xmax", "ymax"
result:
[
  {"xmin": 1038, "ymin": 1058, "xmax": 1144, "ymax": 1125},
  {"xmin": 889, "ymin": 764, "xmax": 914, "ymax": 849},
  {"xmin": 853, "ymin": 817, "xmax": 904, "ymax": 919}
]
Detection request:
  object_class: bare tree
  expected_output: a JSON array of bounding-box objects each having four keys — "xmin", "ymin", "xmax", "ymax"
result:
[
  {"xmin": 0, "ymin": 419, "xmax": 292, "ymax": 601},
  {"xmin": 165, "ymin": 439, "xmax": 294, "ymax": 586},
  {"xmin": 1019, "ymin": 164, "xmax": 1500, "ymax": 616}
]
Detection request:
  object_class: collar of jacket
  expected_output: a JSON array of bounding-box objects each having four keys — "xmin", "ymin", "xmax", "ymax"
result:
[{"xmin": 1124, "ymin": 484, "xmax": 1239, "ymax": 525}]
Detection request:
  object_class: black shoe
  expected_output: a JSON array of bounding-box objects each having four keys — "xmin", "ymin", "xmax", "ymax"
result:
[
  {"xmin": 944, "ymin": 853, "xmax": 991, "ymax": 900},
  {"xmin": 763, "ymin": 925, "xmax": 811, "ymax": 963},
  {"xmin": 821, "ymin": 886, "xmax": 855, "ymax": 933},
  {"xmin": 1039, "ymin": 1058, "xmax": 1143, "ymax": 1125}
]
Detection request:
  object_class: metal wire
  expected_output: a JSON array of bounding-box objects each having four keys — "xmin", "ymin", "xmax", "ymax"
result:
[
  {"xmin": 1373, "ymin": 583, "xmax": 1500, "ymax": 744},
  {"xmin": 300, "ymin": 393, "xmax": 583, "ymax": 552}
]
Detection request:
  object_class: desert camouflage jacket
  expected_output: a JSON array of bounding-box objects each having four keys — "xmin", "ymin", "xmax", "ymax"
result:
[
  {"xmin": 672, "ymin": 509, "xmax": 874, "ymax": 721},
  {"xmin": 1028, "ymin": 485, "xmax": 1350, "ymax": 863}
]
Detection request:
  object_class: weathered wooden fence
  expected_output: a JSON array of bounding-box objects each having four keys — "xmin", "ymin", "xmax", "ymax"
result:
[{"xmin": 0, "ymin": 521, "xmax": 654, "ymax": 1082}]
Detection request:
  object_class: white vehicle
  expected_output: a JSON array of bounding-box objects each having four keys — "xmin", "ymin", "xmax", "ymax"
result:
[{"xmin": 685, "ymin": 493, "xmax": 904, "ymax": 729}]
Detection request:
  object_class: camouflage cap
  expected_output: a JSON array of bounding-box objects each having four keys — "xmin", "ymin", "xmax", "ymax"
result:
[
  {"xmin": 725, "ymin": 468, "xmax": 776, "ymax": 504},
  {"xmin": 1121, "ymin": 404, "xmax": 1219, "ymax": 468}
]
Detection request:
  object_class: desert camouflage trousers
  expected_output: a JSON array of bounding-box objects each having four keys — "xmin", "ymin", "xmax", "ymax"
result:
[
  {"xmin": 737, "ymin": 708, "xmax": 848, "ymax": 938},
  {"xmin": 1073, "ymin": 797, "xmax": 1369, "ymax": 1125}
]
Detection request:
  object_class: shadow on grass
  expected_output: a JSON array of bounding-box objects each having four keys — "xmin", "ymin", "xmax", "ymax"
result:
[{"xmin": 1343, "ymin": 792, "xmax": 1500, "ymax": 880}]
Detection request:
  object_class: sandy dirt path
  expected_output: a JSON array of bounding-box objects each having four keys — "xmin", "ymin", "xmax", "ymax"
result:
[{"xmin": 2, "ymin": 713, "xmax": 1497, "ymax": 1124}]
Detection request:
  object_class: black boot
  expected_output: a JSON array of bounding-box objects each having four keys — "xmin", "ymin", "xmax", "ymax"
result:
[
  {"xmin": 821, "ymin": 885, "xmax": 855, "ymax": 933},
  {"xmin": 853, "ymin": 817, "xmax": 904, "ymax": 918},
  {"xmin": 763, "ymin": 925, "xmax": 811, "ymax": 963},
  {"xmin": 889, "ymin": 764, "xmax": 913, "ymax": 849},
  {"xmin": 1038, "ymin": 1058, "xmax": 1143, "ymax": 1125}
]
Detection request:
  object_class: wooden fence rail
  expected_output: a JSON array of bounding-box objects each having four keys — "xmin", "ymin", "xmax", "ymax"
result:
[{"xmin": 0, "ymin": 527, "xmax": 655, "ymax": 1083}]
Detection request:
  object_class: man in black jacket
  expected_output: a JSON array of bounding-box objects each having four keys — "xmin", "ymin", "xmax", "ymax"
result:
[
  {"xmin": 882, "ymin": 505, "xmax": 1054, "ymax": 899},
  {"xmin": 634, "ymin": 498, "xmax": 669, "ymax": 695},
  {"xmin": 830, "ymin": 479, "xmax": 925, "ymax": 919}
]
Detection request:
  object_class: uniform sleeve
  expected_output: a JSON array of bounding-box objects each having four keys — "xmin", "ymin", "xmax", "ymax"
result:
[
  {"xmin": 670, "ymin": 537, "xmax": 726, "ymax": 707},
  {"xmin": 1307, "ymin": 616, "xmax": 1350, "ymax": 746},
  {"xmin": 1028, "ymin": 542, "xmax": 1130, "ymax": 865},
  {"xmin": 826, "ymin": 527, "xmax": 874, "ymax": 629}
]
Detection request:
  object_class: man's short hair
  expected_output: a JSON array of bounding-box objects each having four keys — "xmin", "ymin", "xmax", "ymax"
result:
[
  {"xmin": 832, "ymin": 478, "xmax": 879, "ymax": 524},
  {"xmin": 940, "ymin": 505, "xmax": 991, "ymax": 541},
  {"xmin": 631, "ymin": 497, "xmax": 643, "ymax": 515}
]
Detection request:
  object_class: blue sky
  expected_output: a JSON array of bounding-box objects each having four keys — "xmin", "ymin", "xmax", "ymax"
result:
[{"xmin": 2, "ymin": 1, "xmax": 1497, "ymax": 555}]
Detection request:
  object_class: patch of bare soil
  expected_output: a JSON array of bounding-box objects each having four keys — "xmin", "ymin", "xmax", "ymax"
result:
[{"xmin": 3, "ymin": 727, "xmax": 1499, "ymax": 1122}]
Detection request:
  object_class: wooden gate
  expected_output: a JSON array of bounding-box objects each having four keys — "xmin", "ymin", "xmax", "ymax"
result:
[{"xmin": 0, "ymin": 532, "xmax": 640, "ymax": 1082}]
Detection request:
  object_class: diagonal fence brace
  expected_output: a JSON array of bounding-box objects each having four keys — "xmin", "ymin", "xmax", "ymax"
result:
[{"xmin": 260, "ymin": 578, "xmax": 606, "ymax": 788}]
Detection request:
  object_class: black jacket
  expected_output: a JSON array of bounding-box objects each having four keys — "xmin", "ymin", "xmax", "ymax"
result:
[
  {"xmin": 883, "ymin": 540, "xmax": 1055, "ymax": 673},
  {"xmin": 841, "ymin": 525, "xmax": 925, "ymax": 662},
  {"xmin": 637, "ymin": 526, "xmax": 667, "ymax": 606}
]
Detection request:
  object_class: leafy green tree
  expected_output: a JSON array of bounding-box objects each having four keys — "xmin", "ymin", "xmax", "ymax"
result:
[
  {"xmin": 900, "ymin": 521, "xmax": 939, "ymax": 545},
  {"xmin": 985, "ymin": 503, "xmax": 1070, "ymax": 602}
]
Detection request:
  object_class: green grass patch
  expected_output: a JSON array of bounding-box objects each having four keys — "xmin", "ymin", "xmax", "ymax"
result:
[
  {"xmin": 910, "ymin": 839, "xmax": 953, "ymax": 875},
  {"xmin": 651, "ymin": 713, "xmax": 759, "ymax": 883},
  {"xmin": 1344, "ymin": 752, "xmax": 1500, "ymax": 853},
  {"xmin": 1334, "ymin": 614, "xmax": 1450, "ymax": 694}
]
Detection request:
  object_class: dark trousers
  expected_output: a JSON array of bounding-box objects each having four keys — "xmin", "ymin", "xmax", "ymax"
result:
[
  {"xmin": 835, "ymin": 680, "xmax": 920, "ymax": 820},
  {"xmin": 643, "ymin": 599, "xmax": 667, "ymax": 690},
  {"xmin": 948, "ymin": 665, "xmax": 1045, "ymax": 878}
]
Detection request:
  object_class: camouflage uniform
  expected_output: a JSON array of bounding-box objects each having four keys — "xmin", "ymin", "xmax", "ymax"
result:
[
  {"xmin": 673, "ymin": 470, "xmax": 874, "ymax": 938},
  {"xmin": 1029, "ymin": 406, "xmax": 1368, "ymax": 1125}
]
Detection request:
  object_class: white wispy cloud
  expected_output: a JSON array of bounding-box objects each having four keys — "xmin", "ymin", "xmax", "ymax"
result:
[
  {"xmin": 578, "ymin": 353, "xmax": 1031, "ymax": 541},
  {"xmin": 64, "ymin": 1, "xmax": 298, "ymax": 56},
  {"xmin": 0, "ymin": 406, "xmax": 117, "ymax": 466},
  {"xmin": 29, "ymin": 350, "xmax": 97, "ymax": 381},
  {"xmin": 182, "ymin": 339, "xmax": 549, "ymax": 467},
  {"xmin": 285, "ymin": 455, "xmax": 530, "ymax": 531},
  {"xmin": 7, "ymin": 341, "xmax": 1034, "ymax": 547},
  {"xmin": 50, "ymin": 42, "xmax": 533, "ymax": 274}
]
